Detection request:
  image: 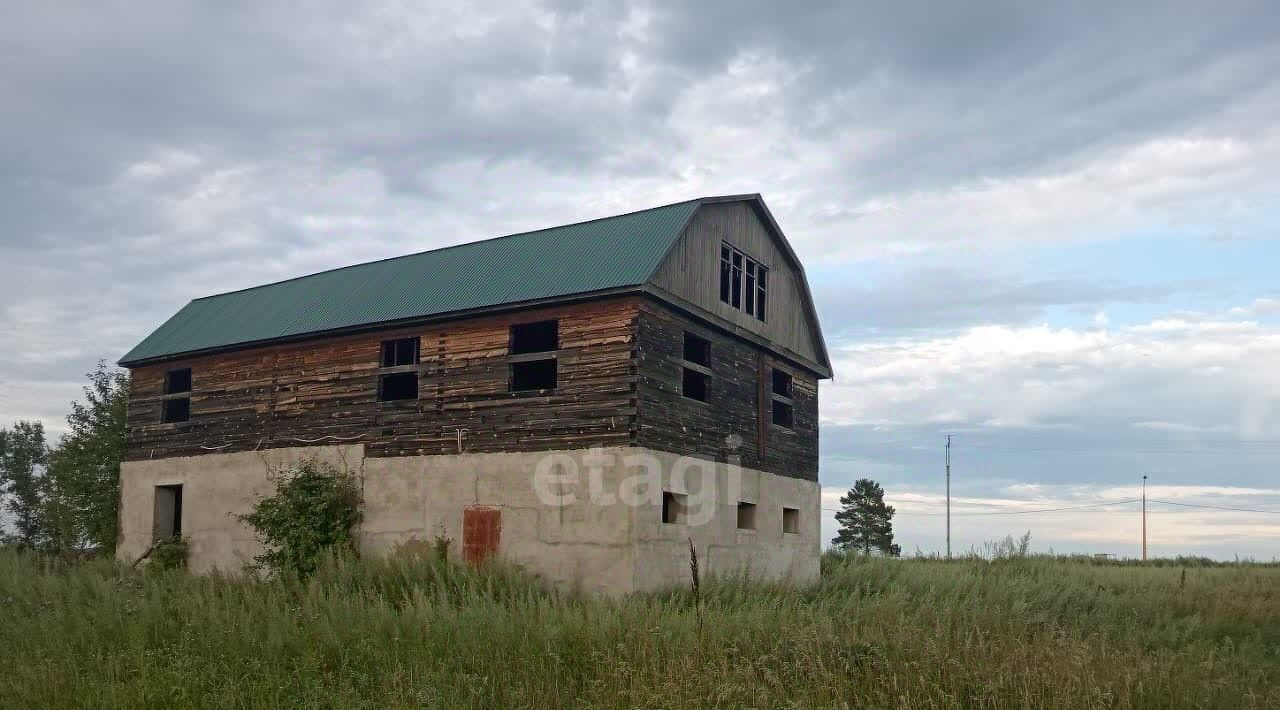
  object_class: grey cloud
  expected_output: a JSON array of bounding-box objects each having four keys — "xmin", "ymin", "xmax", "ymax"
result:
[
  {"xmin": 656, "ymin": 1, "xmax": 1280, "ymax": 200},
  {"xmin": 2, "ymin": 0, "xmax": 1278, "ymax": 487}
]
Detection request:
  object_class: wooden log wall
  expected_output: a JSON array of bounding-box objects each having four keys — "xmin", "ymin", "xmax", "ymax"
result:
[
  {"xmin": 125, "ymin": 294, "xmax": 821, "ymax": 481},
  {"xmin": 633, "ymin": 300, "xmax": 820, "ymax": 482},
  {"xmin": 124, "ymin": 298, "xmax": 642, "ymax": 461}
]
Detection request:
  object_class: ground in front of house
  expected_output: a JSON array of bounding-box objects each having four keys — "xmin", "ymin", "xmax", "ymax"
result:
[{"xmin": 1, "ymin": 550, "xmax": 1277, "ymax": 709}]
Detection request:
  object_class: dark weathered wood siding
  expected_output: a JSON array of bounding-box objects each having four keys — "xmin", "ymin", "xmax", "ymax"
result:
[
  {"xmin": 125, "ymin": 298, "xmax": 642, "ymax": 461},
  {"xmin": 649, "ymin": 200, "xmax": 825, "ymax": 369},
  {"xmin": 125, "ymin": 295, "xmax": 819, "ymax": 482},
  {"xmin": 633, "ymin": 300, "xmax": 819, "ymax": 481}
]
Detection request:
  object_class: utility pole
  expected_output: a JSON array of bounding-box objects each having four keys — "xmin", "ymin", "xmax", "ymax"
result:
[
  {"xmin": 946, "ymin": 434, "xmax": 952, "ymax": 559},
  {"xmin": 1141, "ymin": 474, "xmax": 1148, "ymax": 562}
]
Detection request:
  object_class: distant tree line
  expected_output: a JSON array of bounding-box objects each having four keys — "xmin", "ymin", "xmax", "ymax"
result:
[{"xmin": 0, "ymin": 362, "xmax": 127, "ymax": 554}]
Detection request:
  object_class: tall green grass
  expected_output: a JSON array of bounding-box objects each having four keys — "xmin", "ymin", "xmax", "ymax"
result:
[{"xmin": 1, "ymin": 549, "xmax": 1277, "ymax": 709}]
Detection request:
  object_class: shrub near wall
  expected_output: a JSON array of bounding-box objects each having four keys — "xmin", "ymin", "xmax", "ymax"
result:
[{"xmin": 239, "ymin": 460, "xmax": 362, "ymax": 578}]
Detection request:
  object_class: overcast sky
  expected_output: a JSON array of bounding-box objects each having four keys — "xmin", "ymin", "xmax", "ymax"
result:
[{"xmin": 4, "ymin": 2, "xmax": 1279, "ymax": 558}]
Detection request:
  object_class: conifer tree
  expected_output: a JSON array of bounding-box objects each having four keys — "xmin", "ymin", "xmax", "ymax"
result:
[{"xmin": 832, "ymin": 478, "xmax": 900, "ymax": 556}]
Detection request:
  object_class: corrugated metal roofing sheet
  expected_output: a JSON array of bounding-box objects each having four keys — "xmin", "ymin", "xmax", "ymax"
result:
[{"xmin": 120, "ymin": 198, "xmax": 703, "ymax": 365}]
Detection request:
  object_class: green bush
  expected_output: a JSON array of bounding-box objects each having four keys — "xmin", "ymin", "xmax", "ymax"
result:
[
  {"xmin": 238, "ymin": 460, "xmax": 362, "ymax": 579},
  {"xmin": 148, "ymin": 536, "xmax": 188, "ymax": 570}
]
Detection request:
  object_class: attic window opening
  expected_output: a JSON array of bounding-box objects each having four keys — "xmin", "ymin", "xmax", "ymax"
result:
[
  {"xmin": 771, "ymin": 368, "xmax": 794, "ymax": 429},
  {"xmin": 681, "ymin": 332, "xmax": 711, "ymax": 402},
  {"xmin": 510, "ymin": 320, "xmax": 559, "ymax": 392},
  {"xmin": 719, "ymin": 242, "xmax": 767, "ymax": 321},
  {"xmin": 381, "ymin": 337, "xmax": 420, "ymax": 367},
  {"xmin": 160, "ymin": 368, "xmax": 191, "ymax": 423}
]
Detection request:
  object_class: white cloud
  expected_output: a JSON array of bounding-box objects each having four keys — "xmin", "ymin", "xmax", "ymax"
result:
[
  {"xmin": 823, "ymin": 308, "xmax": 1280, "ymax": 438},
  {"xmin": 5, "ymin": 2, "xmax": 1280, "ymax": 557},
  {"xmin": 1231, "ymin": 297, "xmax": 1280, "ymax": 317},
  {"xmin": 122, "ymin": 148, "xmax": 202, "ymax": 181},
  {"xmin": 820, "ymin": 483, "xmax": 1280, "ymax": 558},
  {"xmin": 1132, "ymin": 421, "xmax": 1231, "ymax": 434},
  {"xmin": 789, "ymin": 128, "xmax": 1280, "ymax": 261}
]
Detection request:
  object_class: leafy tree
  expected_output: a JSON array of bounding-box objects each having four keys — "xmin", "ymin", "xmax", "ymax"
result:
[
  {"xmin": 832, "ymin": 478, "xmax": 900, "ymax": 556},
  {"xmin": 0, "ymin": 421, "xmax": 50, "ymax": 548},
  {"xmin": 240, "ymin": 461, "xmax": 363, "ymax": 578},
  {"xmin": 44, "ymin": 362, "xmax": 130, "ymax": 552}
]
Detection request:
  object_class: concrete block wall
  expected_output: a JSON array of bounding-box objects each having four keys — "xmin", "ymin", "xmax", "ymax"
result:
[{"xmin": 118, "ymin": 445, "xmax": 820, "ymax": 595}]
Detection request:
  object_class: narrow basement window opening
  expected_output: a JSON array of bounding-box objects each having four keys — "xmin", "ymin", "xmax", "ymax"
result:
[
  {"xmin": 510, "ymin": 320, "xmax": 559, "ymax": 391},
  {"xmin": 153, "ymin": 484, "xmax": 184, "ymax": 541},
  {"xmin": 737, "ymin": 502, "xmax": 757, "ymax": 530},
  {"xmin": 782, "ymin": 507, "xmax": 800, "ymax": 535},
  {"xmin": 662, "ymin": 491, "xmax": 687, "ymax": 524},
  {"xmin": 381, "ymin": 337, "xmax": 420, "ymax": 367},
  {"xmin": 770, "ymin": 368, "xmax": 794, "ymax": 429},
  {"xmin": 379, "ymin": 371, "xmax": 418, "ymax": 401}
]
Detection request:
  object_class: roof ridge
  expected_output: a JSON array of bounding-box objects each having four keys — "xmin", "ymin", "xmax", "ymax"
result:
[{"xmin": 192, "ymin": 196, "xmax": 711, "ymax": 303}]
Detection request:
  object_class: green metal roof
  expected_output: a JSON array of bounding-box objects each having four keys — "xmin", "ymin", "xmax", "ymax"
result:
[{"xmin": 120, "ymin": 198, "xmax": 702, "ymax": 366}]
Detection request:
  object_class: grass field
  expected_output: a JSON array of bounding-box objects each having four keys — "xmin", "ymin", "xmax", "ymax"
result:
[{"xmin": 1, "ymin": 549, "xmax": 1277, "ymax": 709}]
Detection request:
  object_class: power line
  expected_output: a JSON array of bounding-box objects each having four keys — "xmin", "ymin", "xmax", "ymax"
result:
[
  {"xmin": 951, "ymin": 499, "xmax": 1141, "ymax": 516},
  {"xmin": 821, "ymin": 498, "xmax": 1280, "ymax": 517},
  {"xmin": 821, "ymin": 498, "xmax": 1142, "ymax": 517},
  {"xmin": 953, "ymin": 447, "xmax": 1280, "ymax": 455},
  {"xmin": 1148, "ymin": 499, "xmax": 1280, "ymax": 515}
]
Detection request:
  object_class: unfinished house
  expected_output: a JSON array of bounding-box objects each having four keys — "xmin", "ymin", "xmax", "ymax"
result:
[{"xmin": 117, "ymin": 194, "xmax": 832, "ymax": 594}]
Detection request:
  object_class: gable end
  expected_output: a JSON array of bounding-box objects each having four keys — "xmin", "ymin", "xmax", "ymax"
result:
[{"xmin": 645, "ymin": 195, "xmax": 831, "ymax": 378}]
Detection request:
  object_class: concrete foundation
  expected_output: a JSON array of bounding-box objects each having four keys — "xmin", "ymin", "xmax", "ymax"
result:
[{"xmin": 118, "ymin": 445, "xmax": 820, "ymax": 595}]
